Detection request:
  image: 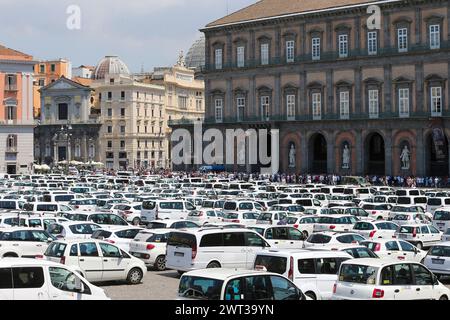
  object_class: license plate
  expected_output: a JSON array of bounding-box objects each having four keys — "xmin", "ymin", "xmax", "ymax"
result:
[
  {"xmin": 437, "ymin": 223, "xmax": 444, "ymax": 226},
  {"xmin": 398, "ymin": 234, "xmax": 407, "ymax": 238},
  {"xmin": 175, "ymin": 252, "xmax": 184, "ymax": 257},
  {"xmin": 432, "ymin": 258, "xmax": 445, "ymax": 264}
]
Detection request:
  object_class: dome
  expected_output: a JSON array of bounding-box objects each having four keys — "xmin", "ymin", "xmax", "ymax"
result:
[
  {"xmin": 92, "ymin": 55, "xmax": 130, "ymax": 79},
  {"xmin": 185, "ymin": 35, "xmax": 205, "ymax": 69}
]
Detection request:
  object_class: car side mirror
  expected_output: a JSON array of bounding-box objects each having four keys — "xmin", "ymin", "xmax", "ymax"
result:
[
  {"xmin": 74, "ymin": 276, "xmax": 84, "ymax": 293},
  {"xmin": 432, "ymin": 274, "xmax": 439, "ymax": 285},
  {"xmin": 47, "ymin": 237, "xmax": 53, "ymax": 243}
]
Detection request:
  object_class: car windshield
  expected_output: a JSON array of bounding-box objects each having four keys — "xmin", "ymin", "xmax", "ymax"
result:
[
  {"xmin": 178, "ymin": 276, "xmax": 223, "ymax": 300},
  {"xmin": 339, "ymin": 264, "xmax": 378, "ymax": 284},
  {"xmin": 429, "ymin": 246, "xmax": 450, "ymax": 257}
]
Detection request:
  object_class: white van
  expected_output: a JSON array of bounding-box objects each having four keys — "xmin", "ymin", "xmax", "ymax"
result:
[
  {"xmin": 165, "ymin": 228, "xmax": 270, "ymax": 273},
  {"xmin": 0, "ymin": 258, "xmax": 109, "ymax": 300},
  {"xmin": 333, "ymin": 258, "xmax": 450, "ymax": 300},
  {"xmin": 432, "ymin": 208, "xmax": 450, "ymax": 232},
  {"xmin": 141, "ymin": 200, "xmax": 197, "ymax": 223},
  {"xmin": 0, "ymin": 199, "xmax": 25, "ymax": 211},
  {"xmin": 23, "ymin": 202, "xmax": 73, "ymax": 214},
  {"xmin": 253, "ymin": 250, "xmax": 352, "ymax": 300},
  {"xmin": 396, "ymin": 196, "xmax": 428, "ymax": 210},
  {"xmin": 427, "ymin": 197, "xmax": 450, "ymax": 213}
]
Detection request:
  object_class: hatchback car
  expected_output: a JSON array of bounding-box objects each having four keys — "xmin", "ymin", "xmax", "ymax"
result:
[
  {"xmin": 423, "ymin": 242, "xmax": 450, "ymax": 278},
  {"xmin": 44, "ymin": 239, "xmax": 146, "ymax": 284}
]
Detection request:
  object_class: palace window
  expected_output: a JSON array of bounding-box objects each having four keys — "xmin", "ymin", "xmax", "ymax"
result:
[
  {"xmin": 237, "ymin": 97, "xmax": 245, "ymax": 121},
  {"xmin": 312, "ymin": 37, "xmax": 321, "ymax": 60},
  {"xmin": 261, "ymin": 43, "xmax": 269, "ymax": 65},
  {"xmin": 338, "ymin": 34, "xmax": 348, "ymax": 58},
  {"xmin": 368, "ymin": 89, "xmax": 379, "ymax": 118},
  {"xmin": 261, "ymin": 96, "xmax": 270, "ymax": 121},
  {"xmin": 286, "ymin": 40, "xmax": 295, "ymax": 63},
  {"xmin": 215, "ymin": 98, "xmax": 223, "ymax": 123},
  {"xmin": 312, "ymin": 93, "xmax": 322, "ymax": 120},
  {"xmin": 215, "ymin": 48, "xmax": 223, "ymax": 70},
  {"xmin": 368, "ymin": 31, "xmax": 378, "ymax": 55},
  {"xmin": 430, "ymin": 24, "xmax": 440, "ymax": 49},
  {"xmin": 339, "ymin": 91, "xmax": 350, "ymax": 119},
  {"xmin": 286, "ymin": 95, "xmax": 295, "ymax": 120},
  {"xmin": 397, "ymin": 28, "xmax": 408, "ymax": 53},
  {"xmin": 398, "ymin": 88, "xmax": 410, "ymax": 117},
  {"xmin": 431, "ymin": 86, "xmax": 442, "ymax": 116},
  {"xmin": 237, "ymin": 46, "xmax": 245, "ymax": 68}
]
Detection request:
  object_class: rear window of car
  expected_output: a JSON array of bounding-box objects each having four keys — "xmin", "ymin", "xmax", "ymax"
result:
[
  {"xmin": 254, "ymin": 255, "xmax": 287, "ymax": 274},
  {"xmin": 397, "ymin": 197, "xmax": 412, "ymax": 205},
  {"xmin": 45, "ymin": 242, "xmax": 67, "ymax": 257},
  {"xmin": 353, "ymin": 222, "xmax": 374, "ymax": 230},
  {"xmin": 434, "ymin": 211, "xmax": 450, "ymax": 221},
  {"xmin": 429, "ymin": 246, "xmax": 450, "ymax": 257},
  {"xmin": 398, "ymin": 226, "xmax": 415, "ymax": 234},
  {"xmin": 167, "ymin": 232, "xmax": 197, "ymax": 248},
  {"xmin": 223, "ymin": 202, "xmax": 237, "ymax": 210},
  {"xmin": 307, "ymin": 234, "xmax": 332, "ymax": 244},
  {"xmin": 428, "ymin": 198, "xmax": 443, "ymax": 206},
  {"xmin": 339, "ymin": 264, "xmax": 378, "ymax": 284}
]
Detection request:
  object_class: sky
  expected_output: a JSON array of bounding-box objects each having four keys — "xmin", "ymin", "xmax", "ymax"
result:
[{"xmin": 0, "ymin": 0, "xmax": 256, "ymax": 72}]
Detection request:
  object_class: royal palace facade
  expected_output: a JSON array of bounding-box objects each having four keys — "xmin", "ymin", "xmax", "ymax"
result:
[{"xmin": 171, "ymin": 0, "xmax": 450, "ymax": 177}]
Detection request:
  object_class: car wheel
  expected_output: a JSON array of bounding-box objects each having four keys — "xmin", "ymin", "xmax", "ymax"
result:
[
  {"xmin": 305, "ymin": 291, "xmax": 317, "ymax": 300},
  {"xmin": 206, "ymin": 261, "xmax": 221, "ymax": 268},
  {"xmin": 154, "ymin": 255, "xmax": 166, "ymax": 271},
  {"xmin": 127, "ymin": 268, "xmax": 143, "ymax": 285},
  {"xmin": 416, "ymin": 242, "xmax": 423, "ymax": 250},
  {"xmin": 132, "ymin": 217, "xmax": 141, "ymax": 226},
  {"xmin": 439, "ymin": 295, "xmax": 448, "ymax": 300}
]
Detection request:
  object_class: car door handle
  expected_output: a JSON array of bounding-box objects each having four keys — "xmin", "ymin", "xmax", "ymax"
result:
[
  {"xmin": 12, "ymin": 244, "xmax": 19, "ymax": 246},
  {"xmin": 103, "ymin": 259, "xmax": 108, "ymax": 262},
  {"xmin": 394, "ymin": 289, "xmax": 400, "ymax": 293},
  {"xmin": 36, "ymin": 244, "xmax": 42, "ymax": 247},
  {"xmin": 79, "ymin": 259, "xmax": 85, "ymax": 262},
  {"xmin": 416, "ymin": 288, "xmax": 421, "ymax": 292}
]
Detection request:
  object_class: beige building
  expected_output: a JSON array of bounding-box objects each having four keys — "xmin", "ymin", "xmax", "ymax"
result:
[
  {"xmin": 92, "ymin": 56, "xmax": 167, "ymax": 170},
  {"xmin": 139, "ymin": 53, "xmax": 205, "ymax": 166}
]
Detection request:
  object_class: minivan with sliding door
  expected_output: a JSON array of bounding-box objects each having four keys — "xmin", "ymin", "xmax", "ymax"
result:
[
  {"xmin": 141, "ymin": 200, "xmax": 197, "ymax": 223},
  {"xmin": 165, "ymin": 228, "xmax": 270, "ymax": 273},
  {"xmin": 432, "ymin": 208, "xmax": 450, "ymax": 232},
  {"xmin": 254, "ymin": 250, "xmax": 352, "ymax": 300},
  {"xmin": 333, "ymin": 259, "xmax": 450, "ymax": 300}
]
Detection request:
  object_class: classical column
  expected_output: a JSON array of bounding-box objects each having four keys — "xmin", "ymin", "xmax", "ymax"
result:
[
  {"xmin": 275, "ymin": 27, "xmax": 281, "ymax": 59},
  {"xmin": 53, "ymin": 141, "xmax": 58, "ymax": 163},
  {"xmin": 327, "ymin": 131, "xmax": 335, "ymax": 174},
  {"xmin": 385, "ymin": 131, "xmax": 393, "ymax": 176},
  {"xmin": 326, "ymin": 70, "xmax": 334, "ymax": 115},
  {"xmin": 82, "ymin": 133, "xmax": 88, "ymax": 162},
  {"xmin": 274, "ymin": 74, "xmax": 281, "ymax": 118},
  {"xmin": 355, "ymin": 67, "xmax": 362, "ymax": 114},
  {"xmin": 226, "ymin": 78, "xmax": 232, "ymax": 119},
  {"xmin": 354, "ymin": 16, "xmax": 361, "ymax": 51},
  {"xmin": 300, "ymin": 131, "xmax": 308, "ymax": 173},
  {"xmin": 355, "ymin": 130, "xmax": 363, "ymax": 175},
  {"xmin": 384, "ymin": 65, "xmax": 392, "ymax": 114},
  {"xmin": 415, "ymin": 62, "xmax": 424, "ymax": 114},
  {"xmin": 415, "ymin": 8, "xmax": 422, "ymax": 45},
  {"xmin": 416, "ymin": 128, "xmax": 425, "ymax": 176},
  {"xmin": 226, "ymin": 32, "xmax": 232, "ymax": 67},
  {"xmin": 383, "ymin": 12, "xmax": 391, "ymax": 47},
  {"xmin": 249, "ymin": 75, "xmax": 256, "ymax": 117}
]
